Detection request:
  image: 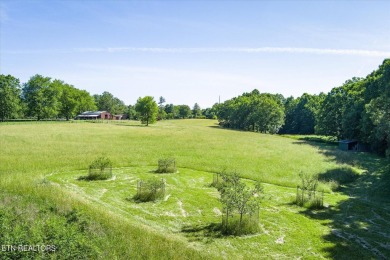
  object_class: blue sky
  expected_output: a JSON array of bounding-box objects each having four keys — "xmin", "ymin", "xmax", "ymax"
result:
[{"xmin": 1, "ymin": 0, "xmax": 389, "ymax": 108}]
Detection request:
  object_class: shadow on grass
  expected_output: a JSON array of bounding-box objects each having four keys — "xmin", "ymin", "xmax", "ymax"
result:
[
  {"xmin": 111, "ymin": 124, "xmax": 148, "ymax": 128},
  {"xmin": 290, "ymin": 137, "xmax": 390, "ymax": 259},
  {"xmin": 207, "ymin": 125, "xmax": 248, "ymax": 133},
  {"xmin": 181, "ymin": 223, "xmax": 223, "ymax": 243}
]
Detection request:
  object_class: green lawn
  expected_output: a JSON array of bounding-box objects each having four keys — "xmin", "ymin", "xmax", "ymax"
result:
[{"xmin": 1, "ymin": 119, "xmax": 389, "ymax": 259}]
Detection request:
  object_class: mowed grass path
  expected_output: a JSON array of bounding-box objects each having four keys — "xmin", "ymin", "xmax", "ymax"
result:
[
  {"xmin": 47, "ymin": 166, "xmax": 353, "ymax": 259},
  {"xmin": 1, "ymin": 119, "xmax": 389, "ymax": 259}
]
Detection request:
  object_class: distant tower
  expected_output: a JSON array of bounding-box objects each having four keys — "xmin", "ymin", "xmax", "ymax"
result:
[{"xmin": 219, "ymin": 95, "xmax": 220, "ymax": 104}]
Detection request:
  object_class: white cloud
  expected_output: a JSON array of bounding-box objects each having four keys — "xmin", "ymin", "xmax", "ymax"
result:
[
  {"xmin": 4, "ymin": 46, "xmax": 389, "ymax": 58},
  {"xmin": 73, "ymin": 47, "xmax": 390, "ymax": 57}
]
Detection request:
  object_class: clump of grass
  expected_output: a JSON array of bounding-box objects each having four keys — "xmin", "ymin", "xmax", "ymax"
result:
[
  {"xmin": 155, "ymin": 158, "xmax": 176, "ymax": 173},
  {"xmin": 79, "ymin": 156, "xmax": 113, "ymax": 181},
  {"xmin": 306, "ymin": 196, "xmax": 324, "ymax": 209},
  {"xmin": 328, "ymin": 179, "xmax": 340, "ymax": 191},
  {"xmin": 133, "ymin": 177, "xmax": 165, "ymax": 202},
  {"xmin": 222, "ymin": 214, "xmax": 260, "ymax": 236}
]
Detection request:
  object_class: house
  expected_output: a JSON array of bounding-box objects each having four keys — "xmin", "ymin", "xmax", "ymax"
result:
[{"xmin": 75, "ymin": 111, "xmax": 111, "ymax": 120}]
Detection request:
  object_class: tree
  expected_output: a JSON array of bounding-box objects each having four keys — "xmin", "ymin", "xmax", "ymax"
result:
[
  {"xmin": 135, "ymin": 96, "xmax": 158, "ymax": 126},
  {"xmin": 164, "ymin": 104, "xmax": 176, "ymax": 119},
  {"xmin": 75, "ymin": 90, "xmax": 97, "ymax": 115},
  {"xmin": 192, "ymin": 103, "xmax": 201, "ymax": 118},
  {"xmin": 111, "ymin": 97, "xmax": 127, "ymax": 115},
  {"xmin": 218, "ymin": 172, "xmax": 262, "ymax": 234},
  {"xmin": 127, "ymin": 105, "xmax": 138, "ymax": 120},
  {"xmin": 158, "ymin": 96, "xmax": 166, "ymax": 120},
  {"xmin": 215, "ymin": 90, "xmax": 285, "ymax": 133},
  {"xmin": 55, "ymin": 80, "xmax": 78, "ymax": 121},
  {"xmin": 177, "ymin": 105, "xmax": 192, "ymax": 119},
  {"xmin": 22, "ymin": 75, "xmax": 60, "ymax": 120},
  {"xmin": 280, "ymin": 93, "xmax": 324, "ymax": 134},
  {"xmin": 158, "ymin": 96, "xmax": 166, "ymax": 108},
  {"xmin": 94, "ymin": 91, "xmax": 127, "ymax": 115},
  {"xmin": 202, "ymin": 106, "xmax": 217, "ymax": 119},
  {"xmin": 0, "ymin": 74, "xmax": 21, "ymax": 121}
]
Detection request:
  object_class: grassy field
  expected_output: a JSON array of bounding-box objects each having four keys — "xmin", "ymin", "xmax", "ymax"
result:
[{"xmin": 1, "ymin": 119, "xmax": 389, "ymax": 259}]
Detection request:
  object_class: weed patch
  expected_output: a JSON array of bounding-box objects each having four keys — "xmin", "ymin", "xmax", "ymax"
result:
[
  {"xmin": 133, "ymin": 177, "xmax": 165, "ymax": 202},
  {"xmin": 79, "ymin": 156, "xmax": 113, "ymax": 181},
  {"xmin": 156, "ymin": 158, "xmax": 177, "ymax": 173}
]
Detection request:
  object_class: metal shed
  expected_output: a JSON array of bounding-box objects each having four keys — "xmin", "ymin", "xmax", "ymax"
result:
[{"xmin": 338, "ymin": 140, "xmax": 358, "ymax": 151}]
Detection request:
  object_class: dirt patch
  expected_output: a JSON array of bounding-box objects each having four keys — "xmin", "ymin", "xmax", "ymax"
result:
[
  {"xmin": 178, "ymin": 200, "xmax": 188, "ymax": 217},
  {"xmin": 275, "ymin": 235, "xmax": 285, "ymax": 244}
]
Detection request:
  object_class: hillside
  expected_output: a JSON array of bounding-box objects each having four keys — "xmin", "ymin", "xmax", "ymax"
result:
[{"xmin": 0, "ymin": 120, "xmax": 389, "ymax": 259}]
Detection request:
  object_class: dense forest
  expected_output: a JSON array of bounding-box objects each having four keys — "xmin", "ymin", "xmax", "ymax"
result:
[
  {"xmin": 1, "ymin": 59, "xmax": 389, "ymax": 156},
  {"xmin": 215, "ymin": 59, "xmax": 390, "ymax": 156}
]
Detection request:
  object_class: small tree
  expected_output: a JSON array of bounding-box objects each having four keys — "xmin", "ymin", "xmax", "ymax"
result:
[
  {"xmin": 192, "ymin": 103, "xmax": 201, "ymax": 118},
  {"xmin": 158, "ymin": 96, "xmax": 166, "ymax": 120},
  {"xmin": 135, "ymin": 96, "xmax": 158, "ymax": 126},
  {"xmin": 218, "ymin": 172, "xmax": 262, "ymax": 235},
  {"xmin": 295, "ymin": 171, "xmax": 323, "ymax": 209}
]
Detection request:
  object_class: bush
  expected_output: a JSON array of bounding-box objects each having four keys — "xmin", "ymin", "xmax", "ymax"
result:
[
  {"xmin": 79, "ymin": 156, "xmax": 113, "ymax": 181},
  {"xmin": 133, "ymin": 178, "xmax": 165, "ymax": 202},
  {"xmin": 156, "ymin": 158, "xmax": 176, "ymax": 173}
]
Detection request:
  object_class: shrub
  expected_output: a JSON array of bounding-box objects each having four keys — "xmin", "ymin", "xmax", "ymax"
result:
[
  {"xmin": 156, "ymin": 158, "xmax": 176, "ymax": 173},
  {"xmin": 79, "ymin": 156, "xmax": 113, "ymax": 181},
  {"xmin": 133, "ymin": 178, "xmax": 165, "ymax": 202}
]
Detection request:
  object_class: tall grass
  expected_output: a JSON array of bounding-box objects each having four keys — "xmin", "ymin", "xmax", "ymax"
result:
[{"xmin": 0, "ymin": 120, "xmax": 354, "ymax": 187}]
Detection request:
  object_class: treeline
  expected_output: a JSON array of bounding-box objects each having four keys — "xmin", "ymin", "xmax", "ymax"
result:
[
  {"xmin": 155, "ymin": 101, "xmax": 217, "ymax": 121},
  {"xmin": 1, "ymin": 74, "xmax": 97, "ymax": 121},
  {"xmin": 214, "ymin": 90, "xmax": 285, "ymax": 134},
  {"xmin": 214, "ymin": 59, "xmax": 390, "ymax": 156},
  {"xmin": 0, "ymin": 74, "xmax": 215, "ymax": 122}
]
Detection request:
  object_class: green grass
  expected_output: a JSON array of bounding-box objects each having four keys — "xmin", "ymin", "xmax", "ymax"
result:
[{"xmin": 1, "ymin": 119, "xmax": 389, "ymax": 259}]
